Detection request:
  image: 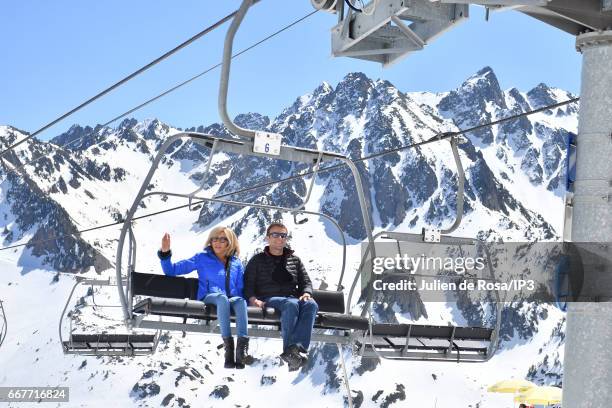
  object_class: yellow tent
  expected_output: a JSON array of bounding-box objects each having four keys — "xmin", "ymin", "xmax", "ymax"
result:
[
  {"xmin": 487, "ymin": 379, "xmax": 536, "ymax": 393},
  {"xmin": 515, "ymin": 386, "xmax": 562, "ymax": 405}
]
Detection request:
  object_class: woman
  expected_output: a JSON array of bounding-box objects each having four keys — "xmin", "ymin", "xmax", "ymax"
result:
[{"xmin": 157, "ymin": 226, "xmax": 250, "ymax": 369}]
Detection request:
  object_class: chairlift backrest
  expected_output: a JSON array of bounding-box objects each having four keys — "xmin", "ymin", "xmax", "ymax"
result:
[
  {"xmin": 131, "ymin": 271, "xmax": 198, "ymax": 300},
  {"xmin": 130, "ymin": 271, "xmax": 345, "ymax": 314}
]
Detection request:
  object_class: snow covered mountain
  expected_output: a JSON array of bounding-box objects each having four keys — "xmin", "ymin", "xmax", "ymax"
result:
[{"xmin": 0, "ymin": 67, "xmax": 577, "ymax": 407}]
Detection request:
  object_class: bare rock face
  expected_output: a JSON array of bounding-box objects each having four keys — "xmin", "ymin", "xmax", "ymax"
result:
[{"xmin": 209, "ymin": 384, "xmax": 230, "ymax": 399}]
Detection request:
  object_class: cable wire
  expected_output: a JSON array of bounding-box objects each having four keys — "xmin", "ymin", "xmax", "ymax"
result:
[
  {"xmin": 6, "ymin": 10, "xmax": 319, "ymax": 177},
  {"xmin": 0, "ymin": 96, "xmax": 579, "ymax": 253},
  {"xmin": 0, "ymin": 2, "xmax": 262, "ymax": 160}
]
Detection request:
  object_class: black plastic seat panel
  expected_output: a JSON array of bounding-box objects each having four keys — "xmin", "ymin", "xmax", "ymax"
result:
[
  {"xmin": 133, "ymin": 297, "xmax": 281, "ymax": 321},
  {"xmin": 311, "ymin": 290, "xmax": 345, "ymax": 314},
  {"xmin": 366, "ymin": 336, "xmax": 488, "ymax": 353},
  {"xmin": 131, "ymin": 273, "xmax": 346, "ymax": 313},
  {"xmin": 131, "ymin": 272, "xmax": 197, "ymax": 299},
  {"xmin": 316, "ymin": 312, "xmax": 369, "ymax": 330}
]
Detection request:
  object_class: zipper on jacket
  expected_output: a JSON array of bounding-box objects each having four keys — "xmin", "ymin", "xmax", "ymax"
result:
[{"xmin": 225, "ymin": 260, "xmax": 231, "ymax": 297}]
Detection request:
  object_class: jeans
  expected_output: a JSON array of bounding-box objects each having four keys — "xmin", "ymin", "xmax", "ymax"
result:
[
  {"xmin": 263, "ymin": 296, "xmax": 318, "ymax": 352},
  {"xmin": 203, "ymin": 293, "xmax": 248, "ymax": 338}
]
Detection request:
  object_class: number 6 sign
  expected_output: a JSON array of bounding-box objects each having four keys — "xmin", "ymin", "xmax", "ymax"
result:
[{"xmin": 253, "ymin": 131, "xmax": 282, "ymax": 156}]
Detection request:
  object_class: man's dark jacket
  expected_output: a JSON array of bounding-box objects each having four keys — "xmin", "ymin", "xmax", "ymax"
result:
[{"xmin": 244, "ymin": 246, "xmax": 313, "ymax": 299}]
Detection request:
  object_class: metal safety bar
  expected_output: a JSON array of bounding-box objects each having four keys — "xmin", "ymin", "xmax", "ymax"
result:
[
  {"xmin": 0, "ymin": 299, "xmax": 7, "ymax": 348},
  {"xmin": 59, "ymin": 277, "xmax": 122, "ymax": 346},
  {"xmin": 136, "ymin": 319, "xmax": 353, "ymax": 344}
]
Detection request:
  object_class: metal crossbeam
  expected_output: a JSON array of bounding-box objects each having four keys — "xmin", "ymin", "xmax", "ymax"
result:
[
  {"xmin": 331, "ymin": 0, "xmax": 468, "ymax": 66},
  {"xmin": 189, "ymin": 133, "xmax": 345, "ymax": 165}
]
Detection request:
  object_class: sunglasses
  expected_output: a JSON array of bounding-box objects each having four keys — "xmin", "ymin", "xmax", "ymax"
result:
[
  {"xmin": 268, "ymin": 232, "xmax": 288, "ymax": 239},
  {"xmin": 211, "ymin": 236, "xmax": 229, "ymax": 243}
]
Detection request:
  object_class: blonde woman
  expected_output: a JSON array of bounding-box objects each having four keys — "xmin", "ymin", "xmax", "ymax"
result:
[{"xmin": 158, "ymin": 226, "xmax": 250, "ymax": 369}]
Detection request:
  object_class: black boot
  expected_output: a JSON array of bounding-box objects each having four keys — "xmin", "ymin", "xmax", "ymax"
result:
[
  {"xmin": 280, "ymin": 344, "xmax": 307, "ymax": 371},
  {"xmin": 235, "ymin": 337, "xmax": 250, "ymax": 369},
  {"xmin": 222, "ymin": 337, "xmax": 235, "ymax": 369}
]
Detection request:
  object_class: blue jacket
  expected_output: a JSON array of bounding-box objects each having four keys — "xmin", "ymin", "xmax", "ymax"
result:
[{"xmin": 158, "ymin": 247, "xmax": 244, "ymax": 300}]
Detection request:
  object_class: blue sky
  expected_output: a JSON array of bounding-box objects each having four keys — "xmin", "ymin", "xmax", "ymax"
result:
[{"xmin": 0, "ymin": 0, "xmax": 581, "ymax": 141}]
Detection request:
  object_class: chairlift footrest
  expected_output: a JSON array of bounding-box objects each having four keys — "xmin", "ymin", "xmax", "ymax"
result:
[{"xmin": 62, "ymin": 333, "xmax": 157, "ymax": 356}]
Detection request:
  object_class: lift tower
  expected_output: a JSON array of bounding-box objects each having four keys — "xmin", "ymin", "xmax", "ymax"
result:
[{"xmin": 312, "ymin": 1, "xmax": 612, "ymax": 406}]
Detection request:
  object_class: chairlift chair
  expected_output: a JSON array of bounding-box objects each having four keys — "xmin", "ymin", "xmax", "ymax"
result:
[
  {"xmin": 348, "ymin": 136, "xmax": 503, "ymax": 362},
  {"xmin": 115, "ymin": 130, "xmax": 374, "ymax": 345},
  {"xmin": 59, "ymin": 277, "xmax": 160, "ymax": 356}
]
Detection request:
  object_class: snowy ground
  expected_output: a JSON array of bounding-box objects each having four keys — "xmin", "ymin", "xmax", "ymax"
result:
[{"xmin": 0, "ymin": 214, "xmax": 565, "ymax": 407}]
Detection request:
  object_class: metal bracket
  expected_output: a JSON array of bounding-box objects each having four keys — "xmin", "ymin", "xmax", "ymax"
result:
[{"xmin": 331, "ymin": 0, "xmax": 468, "ymax": 66}]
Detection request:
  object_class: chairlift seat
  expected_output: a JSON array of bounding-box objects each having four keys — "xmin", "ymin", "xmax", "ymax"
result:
[
  {"xmin": 131, "ymin": 272, "xmax": 354, "ymax": 329},
  {"xmin": 129, "ymin": 272, "xmax": 494, "ymax": 359}
]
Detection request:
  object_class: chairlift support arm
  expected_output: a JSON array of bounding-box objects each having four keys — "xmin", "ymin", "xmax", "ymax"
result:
[{"xmin": 219, "ymin": 0, "xmax": 257, "ymax": 139}]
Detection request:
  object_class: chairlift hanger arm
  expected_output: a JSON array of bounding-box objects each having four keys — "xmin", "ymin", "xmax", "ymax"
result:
[
  {"xmin": 440, "ymin": 136, "xmax": 466, "ymax": 235},
  {"xmin": 219, "ymin": 0, "xmax": 258, "ymax": 139}
]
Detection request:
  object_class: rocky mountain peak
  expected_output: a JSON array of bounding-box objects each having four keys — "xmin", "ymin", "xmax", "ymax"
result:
[
  {"xmin": 506, "ymin": 87, "xmax": 531, "ymax": 112},
  {"xmin": 335, "ymin": 71, "xmax": 373, "ymax": 96},
  {"xmin": 234, "ymin": 113, "xmax": 270, "ymax": 131},
  {"xmin": 118, "ymin": 117, "xmax": 138, "ymax": 130},
  {"xmin": 323, "ymin": 72, "xmax": 375, "ymax": 119},
  {"xmin": 437, "ymin": 66, "xmax": 507, "ymax": 144},
  {"xmin": 133, "ymin": 118, "xmax": 170, "ymax": 141},
  {"xmin": 315, "ymin": 81, "xmax": 333, "ymax": 94},
  {"xmin": 0, "ymin": 125, "xmax": 26, "ymax": 149},
  {"xmin": 527, "ymin": 82, "xmax": 557, "ymax": 109},
  {"xmin": 457, "ymin": 66, "xmax": 506, "ymax": 109},
  {"xmin": 51, "ymin": 124, "xmax": 110, "ymax": 151}
]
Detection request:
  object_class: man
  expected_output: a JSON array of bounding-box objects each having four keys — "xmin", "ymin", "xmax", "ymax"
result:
[{"xmin": 244, "ymin": 222, "xmax": 318, "ymax": 371}]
